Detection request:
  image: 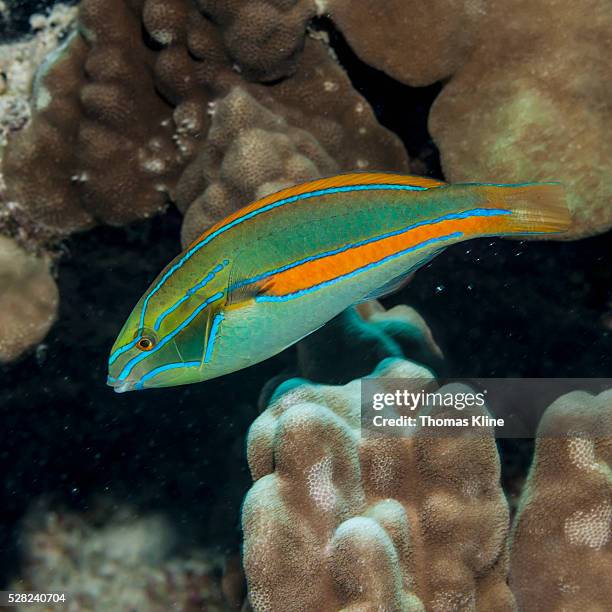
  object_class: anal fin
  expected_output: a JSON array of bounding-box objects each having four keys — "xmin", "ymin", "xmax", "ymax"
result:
[{"xmin": 356, "ymin": 250, "xmax": 444, "ymax": 303}]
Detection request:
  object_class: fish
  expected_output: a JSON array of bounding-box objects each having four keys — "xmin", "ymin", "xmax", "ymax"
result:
[{"xmin": 107, "ymin": 172, "xmax": 571, "ymax": 392}]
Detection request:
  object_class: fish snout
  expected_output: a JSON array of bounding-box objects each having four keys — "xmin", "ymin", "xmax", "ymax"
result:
[{"xmin": 106, "ymin": 375, "xmax": 137, "ymax": 393}]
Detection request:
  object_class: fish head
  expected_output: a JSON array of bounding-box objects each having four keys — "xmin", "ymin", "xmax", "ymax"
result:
[{"xmin": 107, "ymin": 254, "xmax": 231, "ymax": 392}]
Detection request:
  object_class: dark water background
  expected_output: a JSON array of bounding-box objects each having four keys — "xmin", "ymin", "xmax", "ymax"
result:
[{"xmin": 0, "ymin": 0, "xmax": 610, "ymax": 587}]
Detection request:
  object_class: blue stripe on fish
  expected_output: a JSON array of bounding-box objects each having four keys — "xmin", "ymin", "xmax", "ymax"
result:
[
  {"xmin": 204, "ymin": 312, "xmax": 224, "ymax": 364},
  {"xmin": 230, "ymin": 208, "xmax": 512, "ymax": 294},
  {"xmin": 118, "ymin": 291, "xmax": 225, "ymax": 381},
  {"xmin": 108, "ymin": 336, "xmax": 141, "ymax": 367},
  {"xmin": 135, "ymin": 361, "xmax": 201, "ymax": 390},
  {"xmin": 137, "ymin": 183, "xmax": 430, "ymax": 329},
  {"xmin": 256, "ymin": 232, "xmax": 464, "ymax": 302},
  {"xmin": 153, "ymin": 260, "xmax": 228, "ymax": 331}
]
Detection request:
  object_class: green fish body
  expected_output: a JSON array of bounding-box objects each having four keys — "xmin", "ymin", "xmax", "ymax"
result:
[{"xmin": 107, "ymin": 173, "xmax": 570, "ymax": 392}]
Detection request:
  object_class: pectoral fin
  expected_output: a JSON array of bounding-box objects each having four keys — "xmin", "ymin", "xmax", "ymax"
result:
[{"xmin": 202, "ymin": 309, "xmax": 225, "ymax": 365}]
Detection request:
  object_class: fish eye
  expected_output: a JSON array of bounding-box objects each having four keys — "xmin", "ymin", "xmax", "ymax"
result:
[{"xmin": 137, "ymin": 336, "xmax": 155, "ymax": 351}]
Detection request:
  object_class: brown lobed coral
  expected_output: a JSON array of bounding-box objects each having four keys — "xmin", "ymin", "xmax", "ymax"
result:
[
  {"xmin": 1, "ymin": 0, "xmax": 408, "ymax": 246},
  {"xmin": 0, "ymin": 235, "xmax": 58, "ymax": 363},
  {"xmin": 510, "ymin": 389, "xmax": 612, "ymax": 610},
  {"xmin": 243, "ymin": 357, "xmax": 612, "ymax": 610},
  {"xmin": 320, "ymin": 0, "xmax": 612, "ymax": 239},
  {"xmin": 242, "ymin": 358, "xmax": 515, "ymax": 611}
]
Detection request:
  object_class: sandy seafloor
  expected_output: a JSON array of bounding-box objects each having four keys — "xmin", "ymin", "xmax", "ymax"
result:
[{"xmin": 0, "ymin": 0, "xmax": 611, "ymax": 594}]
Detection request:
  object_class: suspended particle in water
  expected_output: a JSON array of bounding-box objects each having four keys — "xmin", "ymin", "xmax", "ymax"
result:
[{"xmin": 35, "ymin": 343, "xmax": 48, "ymax": 365}]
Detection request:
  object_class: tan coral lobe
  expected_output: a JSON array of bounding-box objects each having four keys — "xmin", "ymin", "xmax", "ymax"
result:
[
  {"xmin": 243, "ymin": 359, "xmax": 515, "ymax": 611},
  {"xmin": 0, "ymin": 236, "xmax": 58, "ymax": 363},
  {"xmin": 510, "ymin": 390, "xmax": 612, "ymax": 609},
  {"xmin": 323, "ymin": 0, "xmax": 612, "ymax": 238}
]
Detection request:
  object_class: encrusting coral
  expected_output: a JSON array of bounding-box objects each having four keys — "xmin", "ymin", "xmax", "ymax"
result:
[
  {"xmin": 319, "ymin": 0, "xmax": 612, "ymax": 239},
  {"xmin": 510, "ymin": 389, "xmax": 612, "ymax": 610},
  {"xmin": 242, "ymin": 358, "xmax": 515, "ymax": 611},
  {"xmin": 0, "ymin": 235, "xmax": 58, "ymax": 364}
]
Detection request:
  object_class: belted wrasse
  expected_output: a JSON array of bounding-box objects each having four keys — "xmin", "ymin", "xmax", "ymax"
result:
[{"xmin": 107, "ymin": 173, "xmax": 571, "ymax": 392}]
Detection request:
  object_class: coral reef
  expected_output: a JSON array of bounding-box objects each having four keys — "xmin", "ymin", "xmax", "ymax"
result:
[
  {"xmin": 243, "ymin": 358, "xmax": 514, "ymax": 611},
  {"xmin": 11, "ymin": 503, "xmax": 228, "ymax": 611},
  {"xmin": 10, "ymin": 0, "xmax": 608, "ymax": 245},
  {"xmin": 0, "ymin": 235, "xmax": 58, "ymax": 363},
  {"xmin": 510, "ymin": 389, "xmax": 612, "ymax": 610},
  {"xmin": 320, "ymin": 0, "xmax": 612, "ymax": 239},
  {"xmin": 1, "ymin": 0, "xmax": 408, "ymax": 246},
  {"xmin": 0, "ymin": 0, "xmax": 407, "ymax": 361},
  {"xmin": 243, "ymin": 357, "xmax": 612, "ymax": 610}
]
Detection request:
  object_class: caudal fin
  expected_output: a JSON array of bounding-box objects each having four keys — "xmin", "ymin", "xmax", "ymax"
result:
[{"xmin": 479, "ymin": 182, "xmax": 572, "ymax": 235}]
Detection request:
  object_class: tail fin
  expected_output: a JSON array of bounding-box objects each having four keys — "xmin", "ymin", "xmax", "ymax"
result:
[{"xmin": 478, "ymin": 182, "xmax": 572, "ymax": 236}]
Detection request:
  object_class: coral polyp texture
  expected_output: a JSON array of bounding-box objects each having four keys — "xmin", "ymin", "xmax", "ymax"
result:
[
  {"xmin": 242, "ymin": 359, "xmax": 515, "ymax": 611},
  {"xmin": 0, "ymin": 236, "xmax": 58, "ymax": 363},
  {"xmin": 319, "ymin": 0, "xmax": 612, "ymax": 239},
  {"xmin": 1, "ymin": 0, "xmax": 408, "ymax": 246},
  {"xmin": 510, "ymin": 389, "xmax": 612, "ymax": 610}
]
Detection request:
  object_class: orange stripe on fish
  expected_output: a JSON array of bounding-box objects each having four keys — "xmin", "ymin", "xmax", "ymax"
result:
[{"xmin": 257, "ymin": 211, "xmax": 519, "ymax": 298}]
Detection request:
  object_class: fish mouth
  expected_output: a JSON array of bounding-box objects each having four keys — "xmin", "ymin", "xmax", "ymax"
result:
[{"xmin": 107, "ymin": 375, "xmax": 137, "ymax": 393}]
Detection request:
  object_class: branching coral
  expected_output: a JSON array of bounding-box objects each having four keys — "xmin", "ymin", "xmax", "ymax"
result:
[
  {"xmin": 242, "ymin": 359, "xmax": 515, "ymax": 611},
  {"xmin": 0, "ymin": 235, "xmax": 58, "ymax": 363},
  {"xmin": 510, "ymin": 389, "xmax": 612, "ymax": 609},
  {"xmin": 319, "ymin": 0, "xmax": 612, "ymax": 239}
]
